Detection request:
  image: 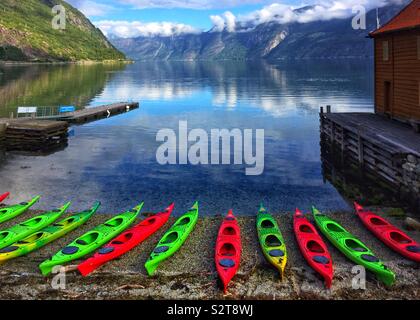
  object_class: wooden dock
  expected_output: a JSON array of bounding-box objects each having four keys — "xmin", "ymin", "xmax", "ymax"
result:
[
  {"xmin": 320, "ymin": 108, "xmax": 420, "ymax": 205},
  {"xmin": 38, "ymin": 102, "xmax": 140, "ymax": 124},
  {"xmin": 0, "ymin": 119, "xmax": 68, "ymax": 153},
  {"xmin": 0, "ymin": 102, "xmax": 139, "ymax": 152}
]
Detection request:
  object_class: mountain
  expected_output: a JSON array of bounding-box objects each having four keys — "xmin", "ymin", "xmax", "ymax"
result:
[
  {"xmin": 0, "ymin": 0, "xmax": 125, "ymax": 62},
  {"xmin": 111, "ymin": 2, "xmax": 407, "ymax": 61}
]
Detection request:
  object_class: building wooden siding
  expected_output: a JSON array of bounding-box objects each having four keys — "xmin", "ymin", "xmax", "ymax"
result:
[{"xmin": 374, "ymin": 29, "xmax": 420, "ymax": 122}]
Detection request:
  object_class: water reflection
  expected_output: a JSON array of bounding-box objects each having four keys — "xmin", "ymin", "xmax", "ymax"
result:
[
  {"xmin": 92, "ymin": 60, "xmax": 374, "ymax": 116},
  {"xmin": 0, "ymin": 63, "xmax": 127, "ymax": 117},
  {"xmin": 0, "ymin": 60, "xmax": 375, "ymax": 214},
  {"xmin": 320, "ymin": 133, "xmax": 419, "ymax": 214}
]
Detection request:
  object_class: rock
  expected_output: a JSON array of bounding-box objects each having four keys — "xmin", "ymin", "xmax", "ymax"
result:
[
  {"xmin": 405, "ymin": 217, "xmax": 420, "ymax": 231},
  {"xmin": 403, "ymin": 163, "xmax": 415, "ymax": 172},
  {"xmin": 407, "ymin": 155, "xmax": 417, "ymax": 164}
]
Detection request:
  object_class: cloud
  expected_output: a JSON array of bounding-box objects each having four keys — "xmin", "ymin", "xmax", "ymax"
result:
[
  {"xmin": 210, "ymin": 11, "xmax": 236, "ymax": 32},
  {"xmin": 210, "ymin": 0, "xmax": 404, "ymax": 32},
  {"xmin": 66, "ymin": 0, "xmax": 115, "ymax": 17},
  {"xmin": 117, "ymin": 0, "xmax": 273, "ymax": 10},
  {"xmin": 210, "ymin": 15, "xmax": 226, "ymax": 32},
  {"xmin": 96, "ymin": 20, "xmax": 200, "ymax": 38}
]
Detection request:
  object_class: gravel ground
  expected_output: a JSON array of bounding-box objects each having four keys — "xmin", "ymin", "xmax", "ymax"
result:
[{"xmin": 0, "ymin": 205, "xmax": 418, "ymax": 300}]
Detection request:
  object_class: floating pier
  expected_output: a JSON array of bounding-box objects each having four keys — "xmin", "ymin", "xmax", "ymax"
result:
[
  {"xmin": 0, "ymin": 119, "xmax": 68, "ymax": 153},
  {"xmin": 0, "ymin": 102, "xmax": 139, "ymax": 152},
  {"xmin": 320, "ymin": 107, "xmax": 420, "ymax": 207},
  {"xmin": 34, "ymin": 102, "xmax": 140, "ymax": 124}
]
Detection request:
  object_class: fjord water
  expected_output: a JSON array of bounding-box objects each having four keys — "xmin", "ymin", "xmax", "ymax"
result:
[{"xmin": 0, "ymin": 60, "xmax": 374, "ymax": 215}]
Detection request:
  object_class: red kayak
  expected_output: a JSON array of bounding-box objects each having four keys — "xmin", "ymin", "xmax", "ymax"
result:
[
  {"xmin": 294, "ymin": 209, "xmax": 333, "ymax": 288},
  {"xmin": 215, "ymin": 210, "xmax": 241, "ymax": 294},
  {"xmin": 0, "ymin": 192, "xmax": 10, "ymax": 204},
  {"xmin": 355, "ymin": 202, "xmax": 420, "ymax": 263},
  {"xmin": 78, "ymin": 203, "xmax": 174, "ymax": 276}
]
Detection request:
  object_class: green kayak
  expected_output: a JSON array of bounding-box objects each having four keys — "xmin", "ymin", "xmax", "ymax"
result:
[
  {"xmin": 256, "ymin": 204, "xmax": 287, "ymax": 278},
  {"xmin": 312, "ymin": 207, "xmax": 395, "ymax": 286},
  {"xmin": 0, "ymin": 202, "xmax": 99, "ymax": 263},
  {"xmin": 39, "ymin": 202, "xmax": 143, "ymax": 276},
  {"xmin": 145, "ymin": 202, "xmax": 198, "ymax": 276},
  {"xmin": 0, "ymin": 196, "xmax": 40, "ymax": 224},
  {"xmin": 0, "ymin": 202, "xmax": 70, "ymax": 250}
]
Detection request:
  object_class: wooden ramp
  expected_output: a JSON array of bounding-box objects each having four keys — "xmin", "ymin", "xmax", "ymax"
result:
[
  {"xmin": 320, "ymin": 110, "xmax": 420, "ymax": 204},
  {"xmin": 321, "ymin": 112, "xmax": 420, "ymax": 157}
]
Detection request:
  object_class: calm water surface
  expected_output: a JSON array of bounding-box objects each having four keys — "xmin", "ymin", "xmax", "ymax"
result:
[{"xmin": 0, "ymin": 60, "xmax": 374, "ymax": 215}]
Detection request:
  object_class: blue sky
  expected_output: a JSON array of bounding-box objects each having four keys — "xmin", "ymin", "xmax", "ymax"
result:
[
  {"xmin": 66, "ymin": 0, "xmax": 395, "ymax": 38},
  {"xmin": 67, "ymin": 0, "xmax": 303, "ymax": 30}
]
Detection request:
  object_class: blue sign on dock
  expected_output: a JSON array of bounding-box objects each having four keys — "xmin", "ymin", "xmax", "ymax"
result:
[{"xmin": 59, "ymin": 106, "xmax": 76, "ymax": 113}]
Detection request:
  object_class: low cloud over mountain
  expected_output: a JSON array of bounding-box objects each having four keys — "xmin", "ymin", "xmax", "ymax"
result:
[
  {"xmin": 98, "ymin": 20, "xmax": 200, "ymax": 38},
  {"xmin": 109, "ymin": 0, "xmax": 408, "ymax": 60},
  {"xmin": 97, "ymin": 0, "xmax": 405, "ymax": 38}
]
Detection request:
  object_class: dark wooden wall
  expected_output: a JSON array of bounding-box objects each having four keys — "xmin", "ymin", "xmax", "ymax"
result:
[{"xmin": 374, "ymin": 29, "xmax": 420, "ymax": 122}]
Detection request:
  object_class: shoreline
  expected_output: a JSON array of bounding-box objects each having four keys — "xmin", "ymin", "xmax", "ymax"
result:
[
  {"xmin": 0, "ymin": 57, "xmax": 373, "ymax": 65},
  {"xmin": 0, "ymin": 208, "xmax": 418, "ymax": 300},
  {"xmin": 0, "ymin": 60, "xmax": 133, "ymax": 66}
]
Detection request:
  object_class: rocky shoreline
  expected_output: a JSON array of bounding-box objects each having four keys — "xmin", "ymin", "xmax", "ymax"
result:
[{"xmin": 0, "ymin": 207, "xmax": 418, "ymax": 300}]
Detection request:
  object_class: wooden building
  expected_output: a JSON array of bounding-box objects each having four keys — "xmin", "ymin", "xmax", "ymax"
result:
[{"xmin": 370, "ymin": 0, "xmax": 420, "ymax": 125}]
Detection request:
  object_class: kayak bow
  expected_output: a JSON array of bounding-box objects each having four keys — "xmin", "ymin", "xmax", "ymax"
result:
[
  {"xmin": 39, "ymin": 202, "xmax": 142, "ymax": 276},
  {"xmin": 78, "ymin": 203, "xmax": 174, "ymax": 276},
  {"xmin": 0, "ymin": 192, "xmax": 10, "ymax": 204},
  {"xmin": 145, "ymin": 202, "xmax": 198, "ymax": 276},
  {"xmin": 294, "ymin": 208, "xmax": 333, "ymax": 288},
  {"xmin": 215, "ymin": 209, "xmax": 241, "ymax": 294},
  {"xmin": 0, "ymin": 202, "xmax": 99, "ymax": 263},
  {"xmin": 312, "ymin": 206, "xmax": 395, "ymax": 286},
  {"xmin": 355, "ymin": 202, "xmax": 420, "ymax": 263},
  {"xmin": 256, "ymin": 204, "xmax": 287, "ymax": 278},
  {"xmin": 0, "ymin": 196, "xmax": 40, "ymax": 224},
  {"xmin": 0, "ymin": 202, "xmax": 70, "ymax": 250}
]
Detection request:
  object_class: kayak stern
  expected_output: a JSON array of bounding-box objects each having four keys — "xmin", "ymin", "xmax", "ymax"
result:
[
  {"xmin": 39, "ymin": 259, "xmax": 57, "ymax": 276},
  {"xmin": 145, "ymin": 259, "xmax": 159, "ymax": 276}
]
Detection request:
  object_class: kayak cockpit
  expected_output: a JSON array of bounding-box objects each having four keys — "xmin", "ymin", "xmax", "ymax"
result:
[
  {"xmin": 260, "ymin": 219, "xmax": 275, "ymax": 229},
  {"xmin": 265, "ymin": 234, "xmax": 282, "ymax": 247},
  {"xmin": 344, "ymin": 239, "xmax": 368, "ymax": 252},
  {"xmin": 222, "ymin": 227, "xmax": 237, "ymax": 236},
  {"xmin": 306, "ymin": 240, "xmax": 325, "ymax": 253},
  {"xmin": 299, "ymin": 224, "xmax": 315, "ymax": 233},
  {"xmin": 389, "ymin": 231, "xmax": 412, "ymax": 244}
]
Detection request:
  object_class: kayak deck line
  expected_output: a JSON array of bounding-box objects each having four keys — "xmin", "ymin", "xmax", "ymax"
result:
[
  {"xmin": 215, "ymin": 209, "xmax": 241, "ymax": 294},
  {"xmin": 312, "ymin": 206, "xmax": 396, "ymax": 286},
  {"xmin": 293, "ymin": 208, "xmax": 333, "ymax": 288},
  {"xmin": 256, "ymin": 205, "xmax": 287, "ymax": 279},
  {"xmin": 78, "ymin": 203, "xmax": 174, "ymax": 276},
  {"xmin": 354, "ymin": 202, "xmax": 420, "ymax": 263},
  {"xmin": 38, "ymin": 202, "xmax": 142, "ymax": 276},
  {"xmin": 145, "ymin": 202, "xmax": 198, "ymax": 276},
  {"xmin": 0, "ymin": 196, "xmax": 41, "ymax": 225},
  {"xmin": 0, "ymin": 202, "xmax": 99, "ymax": 263},
  {"xmin": 0, "ymin": 202, "xmax": 70, "ymax": 250},
  {"xmin": 0, "ymin": 201, "xmax": 417, "ymax": 291}
]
